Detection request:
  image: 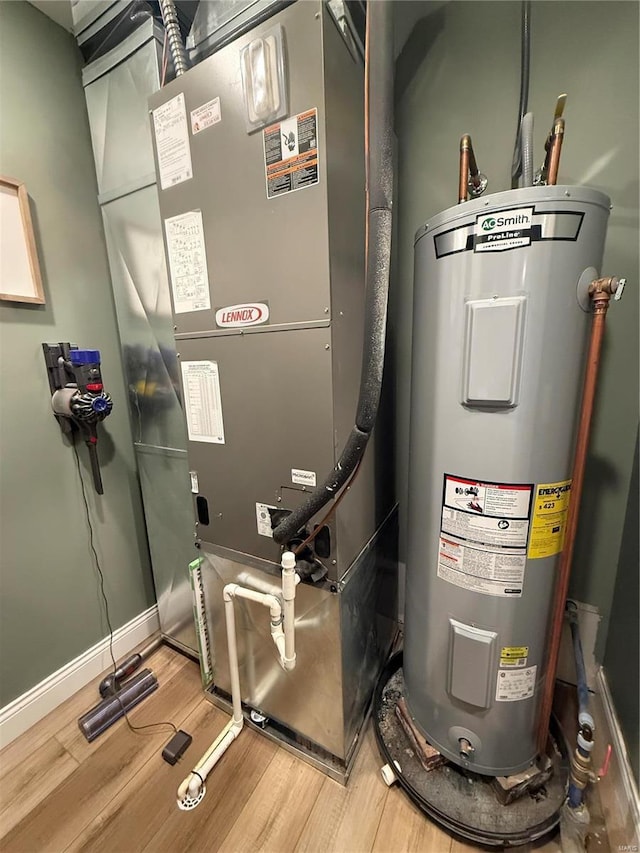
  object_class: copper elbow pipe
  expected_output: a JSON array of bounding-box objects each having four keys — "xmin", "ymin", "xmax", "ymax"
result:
[
  {"xmin": 536, "ymin": 276, "xmax": 622, "ymax": 755},
  {"xmin": 547, "ymin": 118, "xmax": 565, "ymax": 186}
]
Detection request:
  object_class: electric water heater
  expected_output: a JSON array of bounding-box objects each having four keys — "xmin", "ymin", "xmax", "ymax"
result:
[{"xmin": 404, "ymin": 185, "xmax": 610, "ymax": 776}]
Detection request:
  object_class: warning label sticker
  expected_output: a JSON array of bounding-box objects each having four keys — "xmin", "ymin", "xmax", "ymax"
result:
[
  {"xmin": 496, "ymin": 666, "xmax": 537, "ymax": 702},
  {"xmin": 191, "ymin": 97, "xmax": 221, "ymax": 135},
  {"xmin": 263, "ymin": 108, "xmax": 319, "ymax": 199},
  {"xmin": 474, "ymin": 206, "xmax": 534, "ymax": 253},
  {"xmin": 500, "ymin": 646, "xmax": 529, "ymax": 668},
  {"xmin": 528, "ymin": 480, "xmax": 572, "ymax": 559},
  {"xmin": 437, "ymin": 475, "xmax": 533, "ymax": 597},
  {"xmin": 439, "ymin": 537, "xmax": 526, "ymax": 597}
]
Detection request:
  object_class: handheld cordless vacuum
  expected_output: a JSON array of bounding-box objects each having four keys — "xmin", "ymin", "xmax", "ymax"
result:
[{"xmin": 42, "ymin": 343, "xmax": 113, "ymax": 494}]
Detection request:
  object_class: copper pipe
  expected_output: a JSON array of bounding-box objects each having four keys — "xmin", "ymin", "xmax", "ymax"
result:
[
  {"xmin": 536, "ymin": 277, "xmax": 622, "ymax": 755},
  {"xmin": 547, "ymin": 117, "xmax": 565, "ymax": 186},
  {"xmin": 459, "ymin": 135, "xmax": 471, "ymax": 203}
]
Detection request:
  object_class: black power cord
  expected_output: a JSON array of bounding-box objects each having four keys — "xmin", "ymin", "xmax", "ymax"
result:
[{"xmin": 72, "ymin": 438, "xmax": 177, "ymax": 737}]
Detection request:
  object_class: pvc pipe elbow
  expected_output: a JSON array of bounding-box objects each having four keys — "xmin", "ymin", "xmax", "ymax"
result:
[
  {"xmin": 223, "ymin": 583, "xmax": 238, "ymax": 602},
  {"xmin": 188, "ymin": 775, "xmax": 202, "ymax": 798}
]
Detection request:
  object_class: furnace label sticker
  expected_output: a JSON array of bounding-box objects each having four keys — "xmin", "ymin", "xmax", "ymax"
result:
[
  {"xmin": 191, "ymin": 97, "xmax": 221, "ymax": 134},
  {"xmin": 263, "ymin": 108, "xmax": 319, "ymax": 199},
  {"xmin": 152, "ymin": 93, "xmax": 193, "ymax": 190},
  {"xmin": 496, "ymin": 665, "xmax": 537, "ymax": 702},
  {"xmin": 500, "ymin": 646, "xmax": 529, "ymax": 668},
  {"xmin": 528, "ymin": 479, "xmax": 572, "ymax": 559},
  {"xmin": 474, "ymin": 206, "xmax": 534, "ymax": 253},
  {"xmin": 291, "ymin": 468, "xmax": 317, "ymax": 487},
  {"xmin": 180, "ymin": 360, "xmax": 225, "ymax": 444},
  {"xmin": 164, "ymin": 211, "xmax": 211, "ymax": 313},
  {"xmin": 437, "ymin": 474, "xmax": 533, "ymax": 597},
  {"xmin": 256, "ymin": 503, "xmax": 277, "ymax": 537}
]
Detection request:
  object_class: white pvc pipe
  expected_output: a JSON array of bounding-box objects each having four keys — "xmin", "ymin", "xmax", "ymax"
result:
[{"xmin": 177, "ymin": 551, "xmax": 298, "ymax": 807}]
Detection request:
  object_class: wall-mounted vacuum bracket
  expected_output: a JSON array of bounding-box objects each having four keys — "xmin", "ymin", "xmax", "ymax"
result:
[{"xmin": 43, "ymin": 342, "xmax": 113, "ymax": 494}]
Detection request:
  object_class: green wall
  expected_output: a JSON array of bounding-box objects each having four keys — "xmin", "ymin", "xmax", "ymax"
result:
[
  {"xmin": 392, "ymin": 0, "xmax": 639, "ymax": 660},
  {"xmin": 605, "ymin": 430, "xmax": 639, "ymax": 784},
  {"xmin": 0, "ymin": 1, "xmax": 155, "ymax": 707}
]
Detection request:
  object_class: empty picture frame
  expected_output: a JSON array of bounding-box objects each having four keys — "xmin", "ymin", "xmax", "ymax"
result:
[{"xmin": 0, "ymin": 175, "xmax": 45, "ymax": 304}]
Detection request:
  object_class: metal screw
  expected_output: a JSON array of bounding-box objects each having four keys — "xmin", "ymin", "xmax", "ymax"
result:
[
  {"xmin": 325, "ymin": 344, "xmax": 330, "ymax": 350},
  {"xmin": 195, "ymin": 521, "xmax": 199, "ymax": 526},
  {"xmin": 331, "ymin": 559, "xmax": 337, "ymax": 565},
  {"xmin": 277, "ymin": 496, "xmax": 282, "ymax": 502},
  {"xmin": 565, "ymin": 191, "xmax": 571, "ymax": 197},
  {"xmin": 324, "ymin": 307, "xmax": 329, "ymax": 314},
  {"xmin": 218, "ymin": 512, "xmax": 223, "ymax": 518},
  {"xmin": 176, "ymin": 352, "xmax": 180, "ymax": 358},
  {"xmin": 173, "ymin": 325, "xmax": 177, "ymax": 331}
]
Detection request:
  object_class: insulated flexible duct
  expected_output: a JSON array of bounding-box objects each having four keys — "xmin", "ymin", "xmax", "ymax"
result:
[
  {"xmin": 159, "ymin": 0, "xmax": 189, "ymax": 77},
  {"xmin": 272, "ymin": 1, "xmax": 394, "ymax": 546}
]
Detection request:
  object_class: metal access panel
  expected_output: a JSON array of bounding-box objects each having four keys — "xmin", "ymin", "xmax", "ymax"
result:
[
  {"xmin": 149, "ymin": 0, "xmax": 392, "ymax": 580},
  {"xmin": 200, "ymin": 507, "xmax": 397, "ymax": 774}
]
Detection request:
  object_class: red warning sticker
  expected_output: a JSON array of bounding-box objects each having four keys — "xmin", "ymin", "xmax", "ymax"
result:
[
  {"xmin": 263, "ymin": 108, "xmax": 319, "ymax": 199},
  {"xmin": 437, "ymin": 474, "xmax": 533, "ymax": 597}
]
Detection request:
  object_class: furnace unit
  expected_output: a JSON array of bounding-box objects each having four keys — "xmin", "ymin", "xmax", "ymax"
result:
[{"xmin": 149, "ymin": 0, "xmax": 396, "ymax": 780}]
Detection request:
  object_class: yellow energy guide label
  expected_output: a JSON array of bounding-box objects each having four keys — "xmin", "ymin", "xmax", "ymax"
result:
[
  {"xmin": 500, "ymin": 646, "xmax": 529, "ymax": 667},
  {"xmin": 528, "ymin": 480, "xmax": 572, "ymax": 559}
]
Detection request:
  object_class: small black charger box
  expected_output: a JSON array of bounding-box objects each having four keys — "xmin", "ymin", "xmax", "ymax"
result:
[{"xmin": 162, "ymin": 730, "xmax": 192, "ymax": 765}]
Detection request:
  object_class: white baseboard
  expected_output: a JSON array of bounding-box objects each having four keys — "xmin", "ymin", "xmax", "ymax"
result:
[
  {"xmin": 595, "ymin": 667, "xmax": 640, "ymax": 848},
  {"xmin": 0, "ymin": 605, "xmax": 160, "ymax": 749}
]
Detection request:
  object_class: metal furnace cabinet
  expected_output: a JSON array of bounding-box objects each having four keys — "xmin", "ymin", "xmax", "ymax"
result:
[{"xmin": 149, "ymin": 0, "xmax": 396, "ymax": 778}]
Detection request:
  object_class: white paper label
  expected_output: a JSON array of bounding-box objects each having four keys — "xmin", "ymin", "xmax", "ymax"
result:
[
  {"xmin": 474, "ymin": 206, "xmax": 534, "ymax": 253},
  {"xmin": 191, "ymin": 97, "xmax": 221, "ymax": 134},
  {"xmin": 180, "ymin": 361, "xmax": 225, "ymax": 444},
  {"xmin": 291, "ymin": 468, "xmax": 316, "ymax": 487},
  {"xmin": 256, "ymin": 503, "xmax": 276, "ymax": 537},
  {"xmin": 190, "ymin": 471, "xmax": 199, "ymax": 493},
  {"xmin": 165, "ymin": 211, "xmax": 211, "ymax": 314},
  {"xmin": 438, "ymin": 536, "xmax": 526, "ymax": 597},
  {"xmin": 153, "ymin": 93, "xmax": 193, "ymax": 190},
  {"xmin": 496, "ymin": 665, "xmax": 537, "ymax": 702}
]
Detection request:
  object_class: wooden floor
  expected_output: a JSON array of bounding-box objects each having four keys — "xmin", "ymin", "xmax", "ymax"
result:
[{"xmin": 0, "ymin": 644, "xmax": 566, "ymax": 853}]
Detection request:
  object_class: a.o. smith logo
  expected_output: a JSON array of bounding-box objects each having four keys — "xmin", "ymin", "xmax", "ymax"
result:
[
  {"xmin": 474, "ymin": 206, "xmax": 534, "ymax": 253},
  {"xmin": 480, "ymin": 211, "xmax": 532, "ymax": 231}
]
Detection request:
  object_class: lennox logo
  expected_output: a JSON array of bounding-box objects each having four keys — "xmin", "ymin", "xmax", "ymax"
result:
[{"xmin": 215, "ymin": 302, "xmax": 269, "ymax": 328}]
